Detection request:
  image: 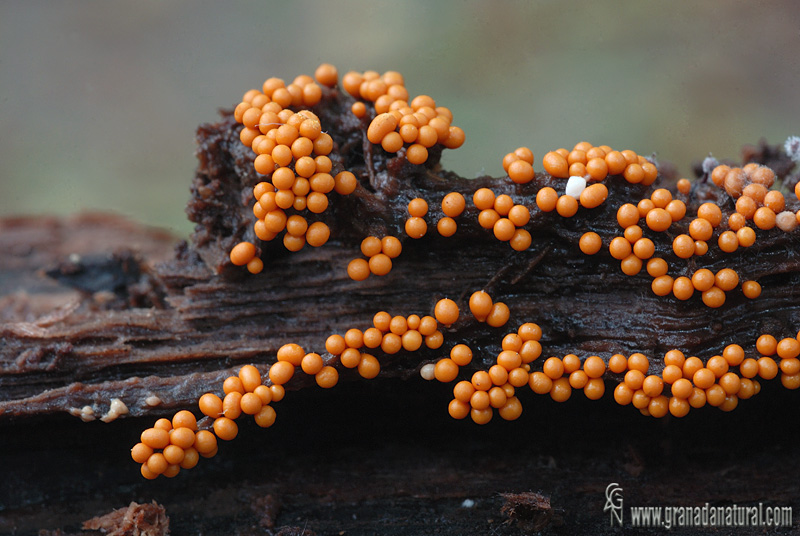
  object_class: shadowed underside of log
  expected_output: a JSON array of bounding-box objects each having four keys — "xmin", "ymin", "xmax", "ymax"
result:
[{"xmin": 1, "ymin": 83, "xmax": 799, "ymax": 534}]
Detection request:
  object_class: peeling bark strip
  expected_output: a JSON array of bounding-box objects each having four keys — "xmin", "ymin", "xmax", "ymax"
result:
[
  {"xmin": 1, "ymin": 69, "xmax": 799, "ymax": 431},
  {"xmin": 81, "ymin": 501, "xmax": 169, "ymax": 536}
]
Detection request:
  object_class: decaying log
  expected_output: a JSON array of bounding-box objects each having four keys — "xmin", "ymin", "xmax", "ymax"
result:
[
  {"xmin": 2, "ymin": 111, "xmax": 799, "ymax": 421},
  {"xmin": 2, "ymin": 81, "xmax": 800, "ymax": 534}
]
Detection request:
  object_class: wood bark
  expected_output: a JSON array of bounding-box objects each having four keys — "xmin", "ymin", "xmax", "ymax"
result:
[{"xmin": 1, "ymin": 89, "xmax": 799, "ymax": 533}]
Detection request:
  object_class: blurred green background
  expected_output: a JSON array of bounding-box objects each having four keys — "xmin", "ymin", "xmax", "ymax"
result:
[{"xmin": 1, "ymin": 1, "xmax": 798, "ymax": 237}]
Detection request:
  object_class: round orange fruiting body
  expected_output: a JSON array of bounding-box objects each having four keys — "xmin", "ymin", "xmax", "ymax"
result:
[{"xmin": 434, "ymin": 298, "xmax": 459, "ymax": 326}]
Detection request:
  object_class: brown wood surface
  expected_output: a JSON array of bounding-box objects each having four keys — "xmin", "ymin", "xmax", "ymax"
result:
[{"xmin": 1, "ymin": 89, "xmax": 799, "ymax": 533}]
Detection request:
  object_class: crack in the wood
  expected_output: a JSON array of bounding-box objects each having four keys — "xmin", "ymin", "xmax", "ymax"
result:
[
  {"xmin": 363, "ymin": 131, "xmax": 376, "ymax": 189},
  {"xmin": 479, "ymin": 243, "xmax": 553, "ymax": 298},
  {"xmin": 510, "ymin": 245, "xmax": 552, "ymax": 286}
]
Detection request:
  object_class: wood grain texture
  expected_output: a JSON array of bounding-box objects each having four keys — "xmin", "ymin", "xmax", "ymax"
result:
[{"xmin": 1, "ymin": 90, "xmax": 799, "ymax": 533}]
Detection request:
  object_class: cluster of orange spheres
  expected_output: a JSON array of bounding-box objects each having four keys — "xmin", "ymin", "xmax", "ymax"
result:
[
  {"xmin": 607, "ymin": 334, "xmax": 800, "ymax": 418},
  {"xmin": 501, "ymin": 147, "xmax": 535, "ymax": 184},
  {"xmin": 405, "ymin": 198, "xmax": 430, "ymax": 239},
  {"xmin": 442, "ymin": 322, "xmax": 544, "ymax": 424},
  {"xmin": 321, "ymin": 299, "xmax": 460, "ymax": 379},
  {"xmin": 712, "ymin": 163, "xmax": 799, "ymax": 233},
  {"xmin": 133, "ymin": 363, "xmax": 287, "ymax": 479},
  {"xmin": 525, "ymin": 333, "xmax": 800, "ymax": 419},
  {"xmin": 342, "ymin": 69, "xmax": 465, "ymax": 165},
  {"xmin": 542, "ymin": 142, "xmax": 658, "ymax": 184},
  {"xmin": 473, "ymin": 188, "xmax": 532, "ymax": 251},
  {"xmin": 325, "ymin": 311, "xmax": 444, "ymax": 360},
  {"xmin": 600, "ymin": 190, "xmax": 761, "ymax": 307},
  {"xmin": 229, "ymin": 65, "xmax": 367, "ymax": 272},
  {"xmin": 403, "ymin": 193, "xmax": 469, "ymax": 240},
  {"xmin": 230, "ymin": 106, "xmax": 360, "ymax": 267},
  {"xmin": 131, "ymin": 410, "xmax": 217, "ymax": 480},
  {"xmin": 467, "ymin": 290, "xmax": 510, "ymax": 327},
  {"xmin": 529, "ymin": 353, "xmax": 607, "ymax": 406},
  {"xmin": 201, "ymin": 364, "xmax": 282, "ymax": 439},
  {"xmin": 327, "ymin": 311, "xmax": 441, "ymax": 373},
  {"xmin": 264, "ymin": 343, "xmax": 342, "ymax": 390},
  {"xmin": 347, "ymin": 235, "xmax": 402, "ymax": 281}
]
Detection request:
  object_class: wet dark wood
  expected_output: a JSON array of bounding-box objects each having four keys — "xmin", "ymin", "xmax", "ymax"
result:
[
  {"xmin": 2, "ymin": 123, "xmax": 799, "ymax": 421},
  {"xmin": 1, "ymin": 87, "xmax": 799, "ymax": 533}
]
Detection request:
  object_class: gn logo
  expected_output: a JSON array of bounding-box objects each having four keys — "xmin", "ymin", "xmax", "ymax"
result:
[{"xmin": 604, "ymin": 483, "xmax": 624, "ymax": 527}]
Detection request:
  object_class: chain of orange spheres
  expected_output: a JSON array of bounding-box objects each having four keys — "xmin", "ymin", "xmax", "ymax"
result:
[
  {"xmin": 132, "ymin": 362, "xmax": 297, "ymax": 480},
  {"xmin": 343, "ymin": 69, "xmax": 465, "ymax": 165},
  {"xmin": 421, "ymin": 291, "xmax": 525, "ymax": 425},
  {"xmin": 419, "ymin": 291, "xmax": 800, "ymax": 424},
  {"xmin": 133, "ymin": 294, "xmax": 800, "ymax": 476},
  {"xmin": 131, "ymin": 299, "xmax": 459, "ymax": 478},
  {"xmin": 325, "ymin": 308, "xmax": 446, "ymax": 368},
  {"xmin": 542, "ymin": 142, "xmax": 658, "ymax": 185},
  {"xmin": 132, "ymin": 363, "xmax": 286, "ymax": 480}
]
